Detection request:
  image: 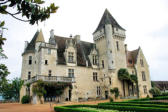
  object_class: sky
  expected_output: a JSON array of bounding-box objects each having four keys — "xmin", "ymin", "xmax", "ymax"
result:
[{"xmin": 1, "ymin": 0, "xmax": 168, "ymax": 81}]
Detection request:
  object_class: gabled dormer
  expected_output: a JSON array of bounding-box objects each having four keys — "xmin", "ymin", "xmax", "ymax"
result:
[
  {"xmin": 64, "ymin": 37, "xmax": 77, "ymax": 66},
  {"xmin": 89, "ymin": 44, "xmax": 99, "ymax": 68}
]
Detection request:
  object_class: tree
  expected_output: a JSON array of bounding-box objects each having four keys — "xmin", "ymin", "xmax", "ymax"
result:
[
  {"xmin": 0, "ymin": 64, "xmax": 10, "ymax": 87},
  {"xmin": 32, "ymin": 80, "xmax": 46, "ymax": 104},
  {"xmin": 0, "ymin": 0, "xmax": 59, "ymax": 48},
  {"xmin": 118, "ymin": 68, "xmax": 129, "ymax": 97},
  {"xmin": 0, "ymin": 77, "xmax": 24, "ymax": 101},
  {"xmin": 129, "ymin": 74, "xmax": 137, "ymax": 96},
  {"xmin": 11, "ymin": 78, "xmax": 24, "ymax": 101},
  {"xmin": 149, "ymin": 87, "xmax": 161, "ymax": 96},
  {"xmin": 110, "ymin": 87, "xmax": 119, "ymax": 99}
]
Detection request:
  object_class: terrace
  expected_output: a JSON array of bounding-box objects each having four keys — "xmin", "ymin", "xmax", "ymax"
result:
[{"xmin": 24, "ymin": 75, "xmax": 75, "ymax": 84}]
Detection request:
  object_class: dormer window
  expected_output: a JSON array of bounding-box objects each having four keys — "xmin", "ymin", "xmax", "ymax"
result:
[
  {"xmin": 29, "ymin": 56, "xmax": 32, "ymax": 65},
  {"xmin": 68, "ymin": 52, "xmax": 74, "ymax": 63},
  {"xmin": 93, "ymin": 55, "xmax": 98, "ymax": 65}
]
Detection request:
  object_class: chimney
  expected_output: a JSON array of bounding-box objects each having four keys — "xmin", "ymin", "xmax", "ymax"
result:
[
  {"xmin": 50, "ymin": 29, "xmax": 54, "ymax": 38},
  {"xmin": 74, "ymin": 35, "xmax": 80, "ymax": 43},
  {"xmin": 24, "ymin": 41, "xmax": 28, "ymax": 51},
  {"xmin": 125, "ymin": 44, "xmax": 127, "ymax": 53}
]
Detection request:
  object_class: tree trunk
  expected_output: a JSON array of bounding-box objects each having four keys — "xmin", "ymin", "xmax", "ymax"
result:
[
  {"xmin": 123, "ymin": 80, "xmax": 125, "ymax": 97},
  {"xmin": 132, "ymin": 83, "xmax": 134, "ymax": 96},
  {"xmin": 128, "ymin": 82, "xmax": 130, "ymax": 96}
]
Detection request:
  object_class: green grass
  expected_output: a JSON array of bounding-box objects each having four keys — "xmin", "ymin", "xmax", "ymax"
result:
[{"xmin": 77, "ymin": 107, "xmax": 119, "ymax": 112}]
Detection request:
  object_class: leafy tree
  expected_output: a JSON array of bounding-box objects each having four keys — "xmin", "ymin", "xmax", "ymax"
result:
[
  {"xmin": 0, "ymin": 77, "xmax": 24, "ymax": 101},
  {"xmin": 118, "ymin": 68, "xmax": 129, "ymax": 97},
  {"xmin": 110, "ymin": 87, "xmax": 119, "ymax": 99},
  {"xmin": 0, "ymin": 64, "xmax": 10, "ymax": 87},
  {"xmin": 11, "ymin": 78, "xmax": 24, "ymax": 101},
  {"xmin": 32, "ymin": 80, "xmax": 46, "ymax": 104},
  {"xmin": 0, "ymin": 0, "xmax": 59, "ymax": 48}
]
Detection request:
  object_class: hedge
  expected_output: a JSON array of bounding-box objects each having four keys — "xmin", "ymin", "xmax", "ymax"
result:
[
  {"xmin": 96, "ymin": 105, "xmax": 168, "ymax": 112},
  {"xmin": 98, "ymin": 102, "xmax": 168, "ymax": 108},
  {"xmin": 114, "ymin": 101, "xmax": 168, "ymax": 105},
  {"xmin": 127, "ymin": 96, "xmax": 168, "ymax": 102},
  {"xmin": 55, "ymin": 104, "xmax": 168, "ymax": 112},
  {"xmin": 54, "ymin": 106, "xmax": 98, "ymax": 112}
]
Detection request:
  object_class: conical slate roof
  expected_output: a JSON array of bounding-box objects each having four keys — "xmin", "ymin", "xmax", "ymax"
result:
[
  {"xmin": 94, "ymin": 9, "xmax": 125, "ymax": 33},
  {"xmin": 23, "ymin": 30, "xmax": 45, "ymax": 54}
]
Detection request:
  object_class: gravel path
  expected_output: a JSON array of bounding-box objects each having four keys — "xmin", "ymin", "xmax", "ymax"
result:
[{"xmin": 0, "ymin": 100, "xmax": 110, "ymax": 112}]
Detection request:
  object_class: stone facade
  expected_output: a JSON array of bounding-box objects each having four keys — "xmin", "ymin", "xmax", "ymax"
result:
[{"xmin": 20, "ymin": 9, "xmax": 152, "ymax": 104}]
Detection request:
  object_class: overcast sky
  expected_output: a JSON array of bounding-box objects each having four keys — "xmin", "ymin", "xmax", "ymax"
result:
[{"xmin": 1, "ymin": 0, "xmax": 168, "ymax": 81}]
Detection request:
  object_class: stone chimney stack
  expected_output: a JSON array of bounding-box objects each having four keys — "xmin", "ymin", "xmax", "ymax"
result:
[
  {"xmin": 50, "ymin": 29, "xmax": 54, "ymax": 38},
  {"xmin": 49, "ymin": 29, "xmax": 56, "ymax": 45},
  {"xmin": 125, "ymin": 44, "xmax": 127, "ymax": 53},
  {"xmin": 74, "ymin": 35, "xmax": 80, "ymax": 43},
  {"xmin": 24, "ymin": 41, "xmax": 28, "ymax": 51}
]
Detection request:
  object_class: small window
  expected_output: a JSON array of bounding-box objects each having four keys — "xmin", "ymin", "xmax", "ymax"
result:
[
  {"xmin": 28, "ymin": 72, "xmax": 31, "ymax": 80},
  {"xmin": 93, "ymin": 72, "xmax": 98, "ymax": 81},
  {"xmin": 68, "ymin": 69, "xmax": 74, "ymax": 77},
  {"xmin": 48, "ymin": 48, "xmax": 51, "ymax": 55},
  {"xmin": 110, "ymin": 50, "xmax": 112, "ymax": 53},
  {"xmin": 140, "ymin": 59, "xmax": 144, "ymax": 67},
  {"xmin": 143, "ymin": 85, "xmax": 147, "ymax": 94},
  {"xmin": 35, "ymin": 61, "xmax": 36, "ymax": 64},
  {"xmin": 109, "ymin": 77, "xmax": 111, "ymax": 85},
  {"xmin": 116, "ymin": 41, "xmax": 119, "ymax": 51},
  {"xmin": 142, "ymin": 71, "xmax": 146, "ymax": 81},
  {"xmin": 97, "ymin": 86, "xmax": 101, "ymax": 96},
  {"xmin": 48, "ymin": 70, "xmax": 52, "ymax": 77},
  {"xmin": 45, "ymin": 60, "xmax": 48, "ymax": 65},
  {"xmin": 29, "ymin": 56, "xmax": 32, "ymax": 65},
  {"xmin": 102, "ymin": 60, "xmax": 104, "ymax": 68}
]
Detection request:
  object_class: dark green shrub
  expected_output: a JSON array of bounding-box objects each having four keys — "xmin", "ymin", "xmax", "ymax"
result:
[
  {"xmin": 110, "ymin": 87, "xmax": 119, "ymax": 99},
  {"xmin": 21, "ymin": 95, "xmax": 30, "ymax": 104},
  {"xmin": 110, "ymin": 97, "xmax": 113, "ymax": 102}
]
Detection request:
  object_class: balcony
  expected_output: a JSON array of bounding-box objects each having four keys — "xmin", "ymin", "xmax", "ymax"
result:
[{"xmin": 24, "ymin": 75, "xmax": 75, "ymax": 84}]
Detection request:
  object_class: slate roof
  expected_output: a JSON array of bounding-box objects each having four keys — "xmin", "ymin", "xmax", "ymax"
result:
[
  {"xmin": 23, "ymin": 31, "xmax": 39, "ymax": 54},
  {"xmin": 94, "ymin": 9, "xmax": 125, "ymax": 33},
  {"xmin": 126, "ymin": 48, "xmax": 139, "ymax": 67},
  {"xmin": 152, "ymin": 81, "xmax": 168, "ymax": 91},
  {"xmin": 54, "ymin": 36, "xmax": 94, "ymax": 66}
]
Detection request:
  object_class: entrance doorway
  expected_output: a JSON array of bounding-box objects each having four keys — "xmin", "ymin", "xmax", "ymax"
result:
[
  {"xmin": 69, "ymin": 90, "xmax": 72, "ymax": 101},
  {"xmin": 105, "ymin": 91, "xmax": 109, "ymax": 99}
]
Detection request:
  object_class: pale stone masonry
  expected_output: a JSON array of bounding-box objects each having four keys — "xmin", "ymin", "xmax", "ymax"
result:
[{"xmin": 20, "ymin": 9, "xmax": 152, "ymax": 104}]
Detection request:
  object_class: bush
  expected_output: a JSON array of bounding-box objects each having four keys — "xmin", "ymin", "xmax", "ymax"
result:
[
  {"xmin": 21, "ymin": 95, "xmax": 30, "ymax": 104},
  {"xmin": 98, "ymin": 102, "xmax": 168, "ymax": 108},
  {"xmin": 110, "ymin": 98, "xmax": 113, "ymax": 102}
]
